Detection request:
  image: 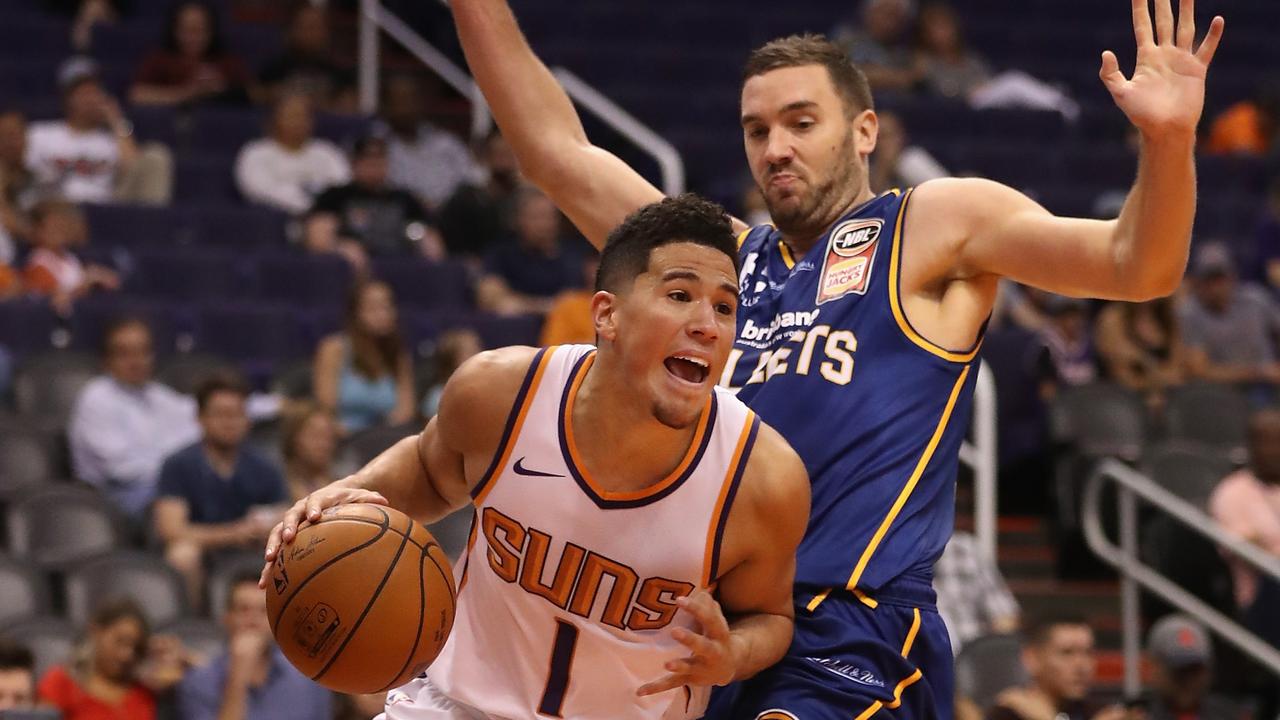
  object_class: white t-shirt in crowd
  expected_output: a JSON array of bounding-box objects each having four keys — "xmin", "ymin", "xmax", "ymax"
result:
[
  {"xmin": 234, "ymin": 138, "xmax": 351, "ymax": 215},
  {"xmin": 25, "ymin": 121, "xmax": 120, "ymax": 204}
]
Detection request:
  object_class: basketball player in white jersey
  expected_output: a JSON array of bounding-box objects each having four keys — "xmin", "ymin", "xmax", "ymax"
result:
[{"xmin": 262, "ymin": 194, "xmax": 810, "ymax": 719}]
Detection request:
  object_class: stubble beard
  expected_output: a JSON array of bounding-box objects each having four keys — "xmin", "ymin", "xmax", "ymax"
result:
[{"xmin": 762, "ymin": 129, "xmax": 864, "ymax": 241}]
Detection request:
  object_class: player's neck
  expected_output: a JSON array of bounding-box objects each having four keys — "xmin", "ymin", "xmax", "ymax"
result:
[
  {"xmin": 570, "ymin": 362, "xmax": 700, "ymax": 493},
  {"xmin": 781, "ymin": 187, "xmax": 878, "ymax": 257}
]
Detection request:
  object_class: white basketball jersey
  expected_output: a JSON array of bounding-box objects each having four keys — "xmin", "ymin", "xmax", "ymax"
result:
[{"xmin": 424, "ymin": 345, "xmax": 760, "ymax": 719}]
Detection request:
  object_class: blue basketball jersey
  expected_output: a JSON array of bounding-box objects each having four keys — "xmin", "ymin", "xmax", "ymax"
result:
[{"xmin": 726, "ymin": 188, "xmax": 982, "ymax": 597}]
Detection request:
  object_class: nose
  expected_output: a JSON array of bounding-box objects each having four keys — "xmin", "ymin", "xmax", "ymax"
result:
[
  {"xmin": 763, "ymin": 129, "xmax": 794, "ymax": 168},
  {"xmin": 686, "ymin": 301, "xmax": 720, "ymax": 342}
]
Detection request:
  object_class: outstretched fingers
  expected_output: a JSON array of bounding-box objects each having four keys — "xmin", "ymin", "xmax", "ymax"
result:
[
  {"xmin": 1176, "ymin": 0, "xmax": 1195, "ymax": 48},
  {"xmin": 1099, "ymin": 50, "xmax": 1128, "ymax": 94},
  {"xmin": 1195, "ymin": 15, "xmax": 1225, "ymax": 65},
  {"xmin": 1131, "ymin": 0, "xmax": 1154, "ymax": 47},
  {"xmin": 1153, "ymin": 0, "xmax": 1175, "ymax": 45}
]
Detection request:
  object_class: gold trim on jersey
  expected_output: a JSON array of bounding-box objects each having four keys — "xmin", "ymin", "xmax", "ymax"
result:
[
  {"xmin": 736, "ymin": 228, "xmax": 752, "ymax": 250},
  {"xmin": 852, "ymin": 607, "xmax": 925, "ymax": 719},
  {"xmin": 845, "ymin": 364, "xmax": 971, "ymax": 591},
  {"xmin": 887, "ymin": 188, "xmax": 982, "ymax": 363},
  {"xmin": 562, "ymin": 353, "xmax": 714, "ymax": 502}
]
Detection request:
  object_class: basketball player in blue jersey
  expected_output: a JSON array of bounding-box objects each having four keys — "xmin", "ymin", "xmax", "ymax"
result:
[
  {"xmin": 262, "ymin": 196, "xmax": 812, "ymax": 719},
  {"xmin": 449, "ymin": 0, "xmax": 1225, "ymax": 717}
]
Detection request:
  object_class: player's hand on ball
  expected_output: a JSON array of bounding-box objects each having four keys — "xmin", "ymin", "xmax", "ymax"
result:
[
  {"xmin": 258, "ymin": 479, "xmax": 389, "ymax": 588},
  {"xmin": 636, "ymin": 590, "xmax": 739, "ymax": 696}
]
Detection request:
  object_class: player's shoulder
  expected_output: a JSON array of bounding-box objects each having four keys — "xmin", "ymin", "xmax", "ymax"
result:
[
  {"xmin": 908, "ymin": 177, "xmax": 1036, "ymax": 222},
  {"xmin": 437, "ymin": 345, "xmax": 544, "ymax": 454}
]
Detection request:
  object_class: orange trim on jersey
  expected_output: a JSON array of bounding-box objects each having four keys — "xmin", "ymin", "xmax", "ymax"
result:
[
  {"xmin": 805, "ymin": 588, "xmax": 832, "ymax": 612},
  {"xmin": 900, "ymin": 607, "xmax": 922, "ymax": 655},
  {"xmin": 701, "ymin": 411, "xmax": 757, "ymax": 587},
  {"xmin": 562, "ymin": 353, "xmax": 714, "ymax": 502},
  {"xmin": 473, "ymin": 347, "xmax": 556, "ymax": 507},
  {"xmin": 887, "ymin": 188, "xmax": 982, "ymax": 363},
  {"xmin": 846, "ymin": 365, "xmax": 971, "ymax": 591},
  {"xmin": 852, "ymin": 612, "xmax": 926, "ymax": 720},
  {"xmin": 853, "ymin": 589, "xmax": 878, "ymax": 609}
]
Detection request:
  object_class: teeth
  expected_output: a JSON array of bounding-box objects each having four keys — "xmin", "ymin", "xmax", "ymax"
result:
[{"xmin": 675, "ymin": 356, "xmax": 708, "ymax": 368}]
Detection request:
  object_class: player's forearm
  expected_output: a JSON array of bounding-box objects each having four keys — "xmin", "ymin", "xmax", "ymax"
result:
[
  {"xmin": 450, "ymin": 0, "xmax": 589, "ymax": 183},
  {"xmin": 344, "ymin": 435, "xmax": 456, "ymax": 523},
  {"xmin": 1112, "ymin": 132, "xmax": 1197, "ymax": 298},
  {"xmin": 725, "ymin": 612, "xmax": 793, "ymax": 683}
]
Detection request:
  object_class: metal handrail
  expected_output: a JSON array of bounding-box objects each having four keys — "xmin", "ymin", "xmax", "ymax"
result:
[
  {"xmin": 959, "ymin": 364, "xmax": 998, "ymax": 562},
  {"xmin": 357, "ymin": 1, "xmax": 684, "ymax": 195},
  {"xmin": 1084, "ymin": 459, "xmax": 1280, "ymax": 695}
]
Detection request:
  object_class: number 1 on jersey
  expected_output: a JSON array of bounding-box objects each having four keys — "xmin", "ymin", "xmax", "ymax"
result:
[{"xmin": 538, "ymin": 619, "xmax": 579, "ymax": 717}]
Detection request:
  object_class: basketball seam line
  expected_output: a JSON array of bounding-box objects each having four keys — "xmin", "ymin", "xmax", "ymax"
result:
[
  {"xmin": 270, "ymin": 507, "xmax": 392, "ymax": 639},
  {"xmin": 311, "ymin": 515, "xmax": 439, "ymax": 553},
  {"xmin": 312, "ymin": 512, "xmax": 416, "ymax": 684},
  {"xmin": 376, "ymin": 541, "xmax": 430, "ymax": 693}
]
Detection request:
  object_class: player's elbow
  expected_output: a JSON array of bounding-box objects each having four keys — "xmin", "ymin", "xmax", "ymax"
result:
[{"xmin": 1121, "ymin": 266, "xmax": 1182, "ymax": 301}]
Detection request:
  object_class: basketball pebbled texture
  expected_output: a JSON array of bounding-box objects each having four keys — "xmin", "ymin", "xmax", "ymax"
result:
[{"xmin": 265, "ymin": 503, "xmax": 456, "ymax": 694}]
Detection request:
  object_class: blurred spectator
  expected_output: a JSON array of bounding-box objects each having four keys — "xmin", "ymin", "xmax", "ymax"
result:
[
  {"xmin": 1209, "ymin": 409, "xmax": 1280, "ymax": 617},
  {"xmin": 304, "ymin": 135, "xmax": 440, "ymax": 270},
  {"xmin": 1036, "ymin": 296, "xmax": 1096, "ymax": 396},
  {"xmin": 1206, "ymin": 81, "xmax": 1279, "ymax": 156},
  {"xmin": 22, "ymin": 199, "xmax": 120, "ymax": 314},
  {"xmin": 1179, "ymin": 243, "xmax": 1280, "ymax": 406},
  {"xmin": 1095, "ymin": 299, "xmax": 1185, "ymax": 409},
  {"xmin": 129, "ymin": 1, "xmax": 252, "ymax": 107},
  {"xmin": 913, "ymin": 2, "xmax": 1079, "ymax": 120},
  {"xmin": 234, "ymin": 93, "xmax": 350, "ymax": 215},
  {"xmin": 379, "ymin": 73, "xmax": 481, "ymax": 211},
  {"xmin": 38, "ymin": 598, "xmax": 187, "ymax": 720},
  {"xmin": 1142, "ymin": 614, "xmax": 1242, "ymax": 720},
  {"xmin": 153, "ymin": 373, "xmax": 286, "ymax": 606},
  {"xmin": 740, "ymin": 183, "xmax": 770, "ymax": 228},
  {"xmin": 28, "ymin": 57, "xmax": 173, "ymax": 205},
  {"xmin": 336, "ymin": 692, "xmax": 387, "ymax": 720},
  {"xmin": 478, "ymin": 189, "xmax": 583, "ymax": 316},
  {"xmin": 0, "ymin": 638, "xmax": 36, "ymax": 711},
  {"xmin": 869, "ymin": 110, "xmax": 948, "ymax": 193},
  {"xmin": 68, "ymin": 317, "xmax": 201, "ymax": 519},
  {"xmin": 0, "ymin": 110, "xmax": 36, "ymax": 264},
  {"xmin": 933, "ymin": 530, "xmax": 1020, "ymax": 654},
  {"xmin": 437, "ymin": 131, "xmax": 522, "ymax": 259},
  {"xmin": 831, "ymin": 0, "xmax": 922, "ymax": 92},
  {"xmin": 1247, "ymin": 177, "xmax": 1280, "ymax": 293},
  {"xmin": 59, "ymin": 0, "xmax": 129, "ymax": 53},
  {"xmin": 177, "ymin": 571, "xmax": 332, "ymax": 720},
  {"xmin": 280, "ymin": 401, "xmax": 341, "ymax": 502},
  {"xmin": 989, "ymin": 615, "xmax": 1124, "ymax": 720},
  {"xmin": 258, "ymin": 5, "xmax": 357, "ymax": 113},
  {"xmin": 540, "ymin": 252, "xmax": 601, "ymax": 347},
  {"xmin": 313, "ymin": 280, "xmax": 416, "ymax": 435},
  {"xmin": 0, "ymin": 345, "xmax": 13, "ymax": 399},
  {"xmin": 991, "ymin": 282, "xmax": 1052, "ymax": 332},
  {"xmin": 420, "ymin": 328, "xmax": 483, "ymax": 419}
]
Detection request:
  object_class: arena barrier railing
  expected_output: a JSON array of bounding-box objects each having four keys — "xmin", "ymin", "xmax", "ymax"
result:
[{"xmin": 1084, "ymin": 459, "xmax": 1280, "ymax": 695}]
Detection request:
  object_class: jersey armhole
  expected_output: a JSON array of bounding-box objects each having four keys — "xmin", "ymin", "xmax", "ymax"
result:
[
  {"xmin": 700, "ymin": 412, "xmax": 761, "ymax": 587},
  {"xmin": 470, "ymin": 347, "xmax": 556, "ymax": 505}
]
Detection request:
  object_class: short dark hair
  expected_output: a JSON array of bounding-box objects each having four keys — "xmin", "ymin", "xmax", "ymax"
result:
[
  {"xmin": 195, "ymin": 371, "xmax": 250, "ymax": 413},
  {"xmin": 101, "ymin": 316, "xmax": 152, "ymax": 357},
  {"xmin": 229, "ymin": 569, "xmax": 265, "ymax": 593},
  {"xmin": 0, "ymin": 637, "xmax": 34, "ymax": 674},
  {"xmin": 743, "ymin": 34, "xmax": 874, "ymax": 117},
  {"xmin": 1025, "ymin": 613, "xmax": 1092, "ymax": 647},
  {"xmin": 595, "ymin": 194, "xmax": 739, "ymax": 293}
]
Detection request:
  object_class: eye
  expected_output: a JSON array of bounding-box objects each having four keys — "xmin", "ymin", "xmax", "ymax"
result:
[
  {"xmin": 715, "ymin": 302, "xmax": 734, "ymax": 316},
  {"xmin": 668, "ymin": 290, "xmax": 690, "ymax": 302},
  {"xmin": 746, "ymin": 127, "xmax": 767, "ymax": 140},
  {"xmin": 795, "ymin": 118, "xmax": 815, "ymax": 131}
]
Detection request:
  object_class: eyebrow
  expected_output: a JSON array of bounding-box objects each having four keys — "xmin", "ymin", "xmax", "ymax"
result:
[
  {"xmin": 741, "ymin": 100, "xmax": 819, "ymax": 127},
  {"xmin": 661, "ymin": 269, "xmax": 739, "ymax": 297}
]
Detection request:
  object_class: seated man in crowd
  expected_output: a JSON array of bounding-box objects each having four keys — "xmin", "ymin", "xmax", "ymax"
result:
[
  {"xmin": 258, "ymin": 5, "xmax": 356, "ymax": 113},
  {"xmin": 178, "ymin": 570, "xmax": 332, "ymax": 720},
  {"xmin": 69, "ymin": 316, "xmax": 201, "ymax": 521},
  {"xmin": 0, "ymin": 638, "xmax": 35, "ymax": 712},
  {"xmin": 153, "ymin": 374, "xmax": 286, "ymax": 606},
  {"xmin": 476, "ymin": 188, "xmax": 583, "ymax": 317},
  {"xmin": 27, "ymin": 57, "xmax": 172, "ymax": 205},
  {"xmin": 304, "ymin": 134, "xmax": 440, "ymax": 271},
  {"xmin": 378, "ymin": 73, "xmax": 480, "ymax": 211},
  {"xmin": 234, "ymin": 92, "xmax": 349, "ymax": 215},
  {"xmin": 1142, "ymin": 614, "xmax": 1242, "ymax": 720},
  {"xmin": 990, "ymin": 614, "xmax": 1126, "ymax": 720}
]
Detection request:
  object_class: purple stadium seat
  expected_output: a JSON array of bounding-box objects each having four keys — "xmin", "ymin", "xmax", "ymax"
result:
[
  {"xmin": 129, "ymin": 248, "xmax": 248, "ymax": 302},
  {"xmin": 68, "ymin": 295, "xmax": 184, "ymax": 356},
  {"xmin": 372, "ymin": 258, "xmax": 473, "ymax": 310},
  {"xmin": 193, "ymin": 303, "xmax": 309, "ymax": 362},
  {"xmin": 256, "ymin": 253, "xmax": 353, "ymax": 307},
  {"xmin": 84, "ymin": 204, "xmax": 193, "ymax": 249},
  {"xmin": 0, "ymin": 300, "xmax": 58, "ymax": 354},
  {"xmin": 191, "ymin": 205, "xmax": 289, "ymax": 249},
  {"xmin": 188, "ymin": 107, "xmax": 266, "ymax": 156},
  {"xmin": 470, "ymin": 313, "xmax": 544, "ymax": 349},
  {"xmin": 175, "ymin": 156, "xmax": 240, "ymax": 204}
]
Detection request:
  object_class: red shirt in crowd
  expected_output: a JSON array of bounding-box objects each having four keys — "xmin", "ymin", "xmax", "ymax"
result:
[{"xmin": 38, "ymin": 665, "xmax": 156, "ymax": 720}]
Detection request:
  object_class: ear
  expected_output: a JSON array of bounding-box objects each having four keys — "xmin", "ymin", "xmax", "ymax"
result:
[
  {"xmin": 591, "ymin": 290, "xmax": 620, "ymax": 343},
  {"xmin": 1021, "ymin": 646, "xmax": 1040, "ymax": 678},
  {"xmin": 854, "ymin": 109, "xmax": 879, "ymax": 158}
]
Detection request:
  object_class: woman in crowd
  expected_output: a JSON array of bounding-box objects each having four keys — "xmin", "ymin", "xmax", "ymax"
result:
[
  {"xmin": 420, "ymin": 328, "xmax": 482, "ymax": 418},
  {"xmin": 38, "ymin": 599, "xmax": 187, "ymax": 720},
  {"xmin": 129, "ymin": 0, "xmax": 251, "ymax": 106},
  {"xmin": 280, "ymin": 400, "xmax": 342, "ymax": 502},
  {"xmin": 1095, "ymin": 297, "xmax": 1186, "ymax": 409},
  {"xmin": 313, "ymin": 280, "xmax": 415, "ymax": 435}
]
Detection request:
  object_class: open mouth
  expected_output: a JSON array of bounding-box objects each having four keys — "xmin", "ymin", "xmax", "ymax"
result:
[{"xmin": 664, "ymin": 355, "xmax": 709, "ymax": 385}]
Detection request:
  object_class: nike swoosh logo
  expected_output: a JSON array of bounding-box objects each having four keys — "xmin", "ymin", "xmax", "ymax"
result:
[{"xmin": 513, "ymin": 457, "xmax": 564, "ymax": 478}]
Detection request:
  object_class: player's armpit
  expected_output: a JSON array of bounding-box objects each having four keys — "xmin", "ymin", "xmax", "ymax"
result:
[{"xmin": 711, "ymin": 423, "xmax": 810, "ymax": 682}]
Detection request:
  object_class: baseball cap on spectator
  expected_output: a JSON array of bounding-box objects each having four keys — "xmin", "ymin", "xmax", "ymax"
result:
[
  {"xmin": 1192, "ymin": 242, "xmax": 1236, "ymax": 279},
  {"xmin": 58, "ymin": 56, "xmax": 100, "ymax": 93},
  {"xmin": 1147, "ymin": 614, "xmax": 1212, "ymax": 669}
]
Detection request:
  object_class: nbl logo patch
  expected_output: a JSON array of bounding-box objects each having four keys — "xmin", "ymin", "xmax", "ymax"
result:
[{"xmin": 815, "ymin": 219, "xmax": 882, "ymax": 305}]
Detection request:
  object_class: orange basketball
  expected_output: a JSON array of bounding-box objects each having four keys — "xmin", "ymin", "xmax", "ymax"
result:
[{"xmin": 265, "ymin": 503, "xmax": 456, "ymax": 694}]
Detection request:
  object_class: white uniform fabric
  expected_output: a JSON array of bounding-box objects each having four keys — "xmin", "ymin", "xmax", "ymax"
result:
[
  {"xmin": 26, "ymin": 120, "xmax": 120, "ymax": 203},
  {"xmin": 381, "ymin": 345, "xmax": 759, "ymax": 720}
]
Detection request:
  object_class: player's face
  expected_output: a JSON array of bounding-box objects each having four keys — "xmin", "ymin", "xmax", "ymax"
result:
[
  {"xmin": 741, "ymin": 65, "xmax": 876, "ymax": 239},
  {"xmin": 0, "ymin": 669, "xmax": 33, "ymax": 710},
  {"xmin": 1028, "ymin": 625, "xmax": 1096, "ymax": 702},
  {"xmin": 600, "ymin": 243, "xmax": 738, "ymax": 429}
]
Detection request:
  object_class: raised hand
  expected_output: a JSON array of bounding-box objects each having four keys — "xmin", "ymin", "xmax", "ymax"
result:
[
  {"xmin": 258, "ymin": 479, "xmax": 389, "ymax": 588},
  {"xmin": 636, "ymin": 590, "xmax": 739, "ymax": 697},
  {"xmin": 1100, "ymin": 0, "xmax": 1224, "ymax": 138}
]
